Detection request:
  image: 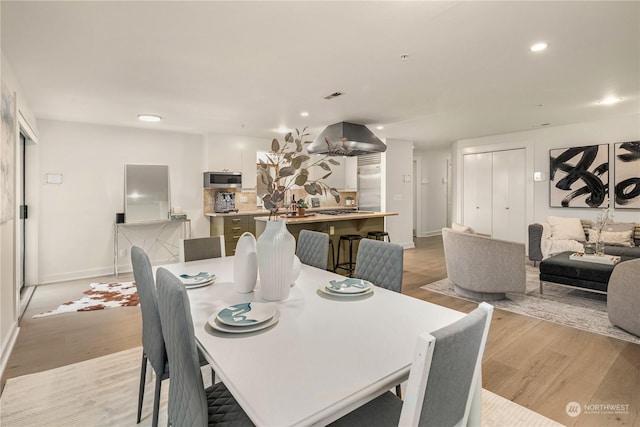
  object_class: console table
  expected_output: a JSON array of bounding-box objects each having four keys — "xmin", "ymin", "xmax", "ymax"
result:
[{"xmin": 113, "ymin": 219, "xmax": 191, "ymax": 276}]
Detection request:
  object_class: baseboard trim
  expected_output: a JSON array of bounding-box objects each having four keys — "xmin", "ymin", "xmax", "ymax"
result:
[
  {"xmin": 39, "ymin": 258, "xmax": 175, "ymax": 284},
  {"xmin": 1, "ymin": 322, "xmax": 20, "ymax": 380}
]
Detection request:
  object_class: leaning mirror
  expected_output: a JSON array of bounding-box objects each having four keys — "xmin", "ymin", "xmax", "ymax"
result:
[{"xmin": 124, "ymin": 164, "xmax": 170, "ymax": 222}]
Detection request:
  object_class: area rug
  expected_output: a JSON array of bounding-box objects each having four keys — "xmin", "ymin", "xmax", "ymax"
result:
[
  {"xmin": 0, "ymin": 346, "xmax": 562, "ymax": 427},
  {"xmin": 422, "ymin": 263, "xmax": 640, "ymax": 345},
  {"xmin": 32, "ymin": 282, "xmax": 139, "ymax": 318}
]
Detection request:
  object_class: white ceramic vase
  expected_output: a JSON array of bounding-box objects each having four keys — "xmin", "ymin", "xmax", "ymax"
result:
[
  {"xmin": 233, "ymin": 232, "xmax": 258, "ymax": 293},
  {"xmin": 256, "ymin": 220, "xmax": 295, "ymax": 301},
  {"xmin": 290, "ymin": 255, "xmax": 302, "ymax": 286}
]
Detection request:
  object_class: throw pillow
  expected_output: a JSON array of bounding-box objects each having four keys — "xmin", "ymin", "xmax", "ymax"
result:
[
  {"xmin": 588, "ymin": 229, "xmax": 634, "ymax": 247},
  {"xmin": 451, "ymin": 223, "xmax": 476, "ymax": 234},
  {"xmin": 547, "ymin": 216, "xmax": 585, "ymax": 241},
  {"xmin": 590, "ymin": 221, "xmax": 636, "ymax": 246}
]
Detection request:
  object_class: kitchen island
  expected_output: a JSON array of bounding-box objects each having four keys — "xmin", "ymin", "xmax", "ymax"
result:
[{"xmin": 255, "ymin": 210, "xmax": 398, "ymax": 270}]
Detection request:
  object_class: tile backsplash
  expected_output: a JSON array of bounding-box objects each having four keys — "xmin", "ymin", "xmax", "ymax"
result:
[{"xmin": 204, "ymin": 188, "xmax": 358, "ymax": 214}]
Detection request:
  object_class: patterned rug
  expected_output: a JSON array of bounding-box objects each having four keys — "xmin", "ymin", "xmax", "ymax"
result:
[
  {"xmin": 32, "ymin": 282, "xmax": 139, "ymax": 318},
  {"xmin": 421, "ymin": 263, "xmax": 640, "ymax": 345}
]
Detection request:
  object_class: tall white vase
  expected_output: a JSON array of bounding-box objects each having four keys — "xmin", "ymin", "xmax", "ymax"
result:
[
  {"xmin": 256, "ymin": 220, "xmax": 295, "ymax": 301},
  {"xmin": 234, "ymin": 232, "xmax": 258, "ymax": 293}
]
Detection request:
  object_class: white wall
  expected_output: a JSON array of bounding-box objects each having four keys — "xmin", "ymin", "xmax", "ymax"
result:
[
  {"xmin": 414, "ymin": 149, "xmax": 451, "ymax": 237},
  {"xmin": 452, "ymin": 115, "xmax": 640, "ymax": 240},
  {"xmin": 37, "ymin": 120, "xmax": 207, "ymax": 283},
  {"xmin": 1, "ymin": 51, "xmax": 39, "ymax": 376},
  {"xmin": 384, "ymin": 139, "xmax": 415, "ymax": 248}
]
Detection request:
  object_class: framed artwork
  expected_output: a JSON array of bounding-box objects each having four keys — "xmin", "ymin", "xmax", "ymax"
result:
[
  {"xmin": 613, "ymin": 141, "xmax": 640, "ymax": 209},
  {"xmin": 549, "ymin": 144, "xmax": 609, "ymax": 208},
  {"xmin": 1, "ymin": 80, "xmax": 16, "ymax": 223}
]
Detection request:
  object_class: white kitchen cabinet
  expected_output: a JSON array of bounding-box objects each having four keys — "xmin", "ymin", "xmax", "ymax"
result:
[
  {"xmin": 344, "ymin": 157, "xmax": 357, "ymax": 189},
  {"xmin": 462, "ymin": 149, "xmax": 525, "ymax": 242}
]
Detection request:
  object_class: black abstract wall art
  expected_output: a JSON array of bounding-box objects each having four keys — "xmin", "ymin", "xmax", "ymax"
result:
[
  {"xmin": 614, "ymin": 141, "xmax": 640, "ymax": 209},
  {"xmin": 549, "ymin": 144, "xmax": 609, "ymax": 208}
]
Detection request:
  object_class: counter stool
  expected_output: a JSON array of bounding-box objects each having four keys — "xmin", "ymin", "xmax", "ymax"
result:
[
  {"xmin": 367, "ymin": 231, "xmax": 390, "ymax": 242},
  {"xmin": 334, "ymin": 234, "xmax": 362, "ymax": 278}
]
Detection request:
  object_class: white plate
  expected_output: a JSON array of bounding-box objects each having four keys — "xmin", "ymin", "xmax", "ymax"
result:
[
  {"xmin": 184, "ymin": 279, "xmax": 214, "ymax": 289},
  {"xmin": 208, "ymin": 310, "xmax": 280, "ymax": 334},
  {"xmin": 179, "ymin": 272, "xmax": 215, "ymax": 286},
  {"xmin": 326, "ymin": 278, "xmax": 372, "ymax": 294},
  {"xmin": 319, "ymin": 286, "xmax": 374, "ymax": 298},
  {"xmin": 216, "ymin": 302, "xmax": 276, "ymax": 326}
]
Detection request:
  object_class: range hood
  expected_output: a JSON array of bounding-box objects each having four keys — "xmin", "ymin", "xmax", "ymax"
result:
[{"xmin": 307, "ymin": 122, "xmax": 387, "ymax": 156}]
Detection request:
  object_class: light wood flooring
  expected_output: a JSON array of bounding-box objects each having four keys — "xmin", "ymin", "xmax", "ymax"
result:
[{"xmin": 3, "ymin": 236, "xmax": 639, "ymax": 426}]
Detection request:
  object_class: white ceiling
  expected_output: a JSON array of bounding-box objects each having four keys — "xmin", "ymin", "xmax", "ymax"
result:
[{"xmin": 1, "ymin": 1, "xmax": 639, "ymax": 149}]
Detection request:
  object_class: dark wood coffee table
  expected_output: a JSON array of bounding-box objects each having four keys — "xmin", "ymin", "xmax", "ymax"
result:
[{"xmin": 538, "ymin": 251, "xmax": 632, "ymax": 294}]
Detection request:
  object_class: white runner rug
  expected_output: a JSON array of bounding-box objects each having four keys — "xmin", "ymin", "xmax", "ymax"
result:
[{"xmin": 0, "ymin": 346, "xmax": 562, "ymax": 426}]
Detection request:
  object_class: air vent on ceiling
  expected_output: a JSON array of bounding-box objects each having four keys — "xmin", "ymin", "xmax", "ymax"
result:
[{"xmin": 323, "ymin": 92, "xmax": 344, "ymax": 100}]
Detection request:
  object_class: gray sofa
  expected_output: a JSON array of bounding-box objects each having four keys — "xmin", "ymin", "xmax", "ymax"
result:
[
  {"xmin": 442, "ymin": 228, "xmax": 526, "ymax": 300},
  {"xmin": 528, "ymin": 221, "xmax": 640, "ymax": 263}
]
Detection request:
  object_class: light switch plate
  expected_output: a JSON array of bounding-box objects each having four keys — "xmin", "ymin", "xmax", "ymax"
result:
[{"xmin": 46, "ymin": 173, "xmax": 63, "ymax": 184}]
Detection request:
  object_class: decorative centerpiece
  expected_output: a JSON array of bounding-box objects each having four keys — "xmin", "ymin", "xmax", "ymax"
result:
[
  {"xmin": 256, "ymin": 127, "xmax": 341, "ymax": 301},
  {"xmin": 592, "ymin": 205, "xmax": 613, "ymax": 256},
  {"xmin": 258, "ymin": 127, "xmax": 341, "ymax": 218}
]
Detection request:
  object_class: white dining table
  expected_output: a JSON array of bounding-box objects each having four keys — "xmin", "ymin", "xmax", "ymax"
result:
[{"xmin": 157, "ymin": 256, "xmax": 480, "ymax": 427}]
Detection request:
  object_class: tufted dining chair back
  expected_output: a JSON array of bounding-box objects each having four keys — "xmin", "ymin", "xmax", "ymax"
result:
[
  {"xmin": 296, "ymin": 230, "xmax": 330, "ymax": 270},
  {"xmin": 353, "ymin": 238, "xmax": 404, "ymax": 293}
]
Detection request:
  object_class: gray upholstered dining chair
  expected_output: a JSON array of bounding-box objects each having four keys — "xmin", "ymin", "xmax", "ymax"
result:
[
  {"xmin": 156, "ymin": 267, "xmax": 254, "ymax": 427},
  {"xmin": 130, "ymin": 246, "xmax": 211, "ymax": 427},
  {"xmin": 353, "ymin": 238, "xmax": 404, "ymax": 396},
  {"xmin": 353, "ymin": 238, "xmax": 404, "ymax": 293},
  {"xmin": 296, "ymin": 230, "xmax": 330, "ymax": 270},
  {"xmin": 179, "ymin": 236, "xmax": 225, "ymax": 262},
  {"xmin": 329, "ymin": 302, "xmax": 494, "ymax": 427}
]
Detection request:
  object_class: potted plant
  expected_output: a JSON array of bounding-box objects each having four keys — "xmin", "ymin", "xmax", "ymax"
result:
[
  {"xmin": 258, "ymin": 126, "xmax": 341, "ymax": 219},
  {"xmin": 296, "ymin": 199, "xmax": 309, "ymax": 216}
]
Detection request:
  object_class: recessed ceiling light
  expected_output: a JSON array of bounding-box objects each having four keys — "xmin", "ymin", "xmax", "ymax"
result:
[
  {"xmin": 300, "ymin": 112, "xmax": 309, "ymax": 117},
  {"xmin": 276, "ymin": 127, "xmax": 291, "ymax": 134},
  {"xmin": 530, "ymin": 42, "xmax": 548, "ymax": 52},
  {"xmin": 598, "ymin": 97, "xmax": 623, "ymax": 105},
  {"xmin": 376, "ymin": 126, "xmax": 384, "ymax": 130},
  {"xmin": 138, "ymin": 114, "xmax": 162, "ymax": 122}
]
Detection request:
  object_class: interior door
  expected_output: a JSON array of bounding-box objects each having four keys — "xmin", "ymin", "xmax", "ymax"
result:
[
  {"xmin": 462, "ymin": 153, "xmax": 493, "ymax": 234},
  {"xmin": 18, "ymin": 132, "xmax": 26, "ymax": 291},
  {"xmin": 492, "ymin": 149, "xmax": 526, "ymax": 242}
]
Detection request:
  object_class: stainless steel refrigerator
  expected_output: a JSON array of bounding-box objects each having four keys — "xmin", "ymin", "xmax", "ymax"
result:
[{"xmin": 357, "ymin": 153, "xmax": 382, "ymax": 211}]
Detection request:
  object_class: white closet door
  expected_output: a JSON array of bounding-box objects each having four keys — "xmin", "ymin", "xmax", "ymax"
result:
[
  {"xmin": 462, "ymin": 153, "xmax": 493, "ymax": 234},
  {"xmin": 492, "ymin": 149, "xmax": 526, "ymax": 242}
]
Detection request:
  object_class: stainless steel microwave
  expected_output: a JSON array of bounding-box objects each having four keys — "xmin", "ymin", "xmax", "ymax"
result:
[{"xmin": 203, "ymin": 172, "xmax": 242, "ymax": 189}]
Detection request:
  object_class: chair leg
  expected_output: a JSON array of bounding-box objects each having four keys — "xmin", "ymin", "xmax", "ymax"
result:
[
  {"xmin": 152, "ymin": 373, "xmax": 162, "ymax": 427},
  {"xmin": 395, "ymin": 384, "xmax": 402, "ymax": 399},
  {"xmin": 137, "ymin": 352, "xmax": 147, "ymax": 424}
]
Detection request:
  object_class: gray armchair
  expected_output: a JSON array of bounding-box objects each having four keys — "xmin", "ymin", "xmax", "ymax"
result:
[
  {"xmin": 296, "ymin": 230, "xmax": 329, "ymax": 270},
  {"xmin": 608, "ymin": 259, "xmax": 640, "ymax": 337},
  {"xmin": 156, "ymin": 268, "xmax": 253, "ymax": 427}
]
